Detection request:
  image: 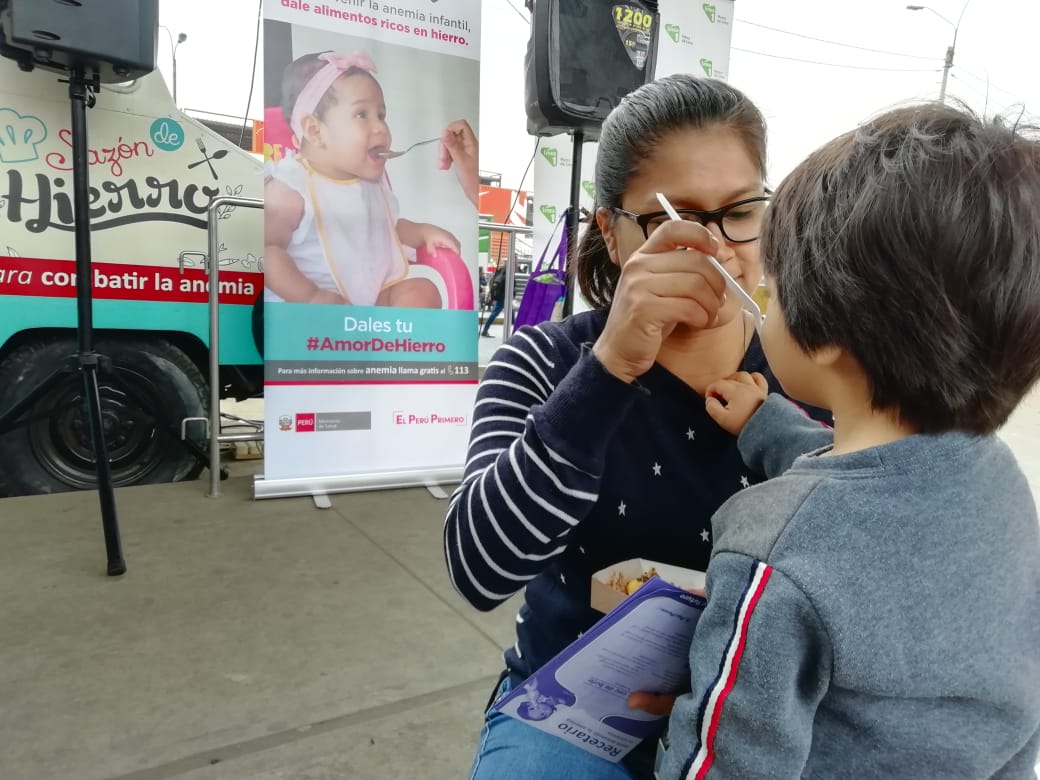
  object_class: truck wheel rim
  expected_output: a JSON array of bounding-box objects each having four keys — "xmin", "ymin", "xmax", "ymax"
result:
[{"xmin": 28, "ymin": 369, "xmax": 167, "ymax": 489}]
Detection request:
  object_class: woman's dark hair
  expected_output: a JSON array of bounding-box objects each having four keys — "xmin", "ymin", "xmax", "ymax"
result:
[
  {"xmin": 576, "ymin": 75, "xmax": 767, "ymax": 309},
  {"xmin": 762, "ymin": 102, "xmax": 1040, "ymax": 434},
  {"xmin": 280, "ymin": 52, "xmax": 377, "ymax": 126}
]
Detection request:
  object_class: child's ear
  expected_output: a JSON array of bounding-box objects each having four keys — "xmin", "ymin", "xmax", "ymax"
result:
[
  {"xmin": 811, "ymin": 344, "xmax": 844, "ymax": 367},
  {"xmin": 595, "ymin": 207, "xmax": 620, "ymax": 266},
  {"xmin": 300, "ymin": 114, "xmax": 324, "ymax": 148}
]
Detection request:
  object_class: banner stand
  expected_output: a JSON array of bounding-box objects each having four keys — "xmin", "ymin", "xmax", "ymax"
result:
[
  {"xmin": 423, "ymin": 481, "xmax": 451, "ymax": 499},
  {"xmin": 259, "ymin": 1, "xmax": 481, "ymax": 496},
  {"xmin": 252, "ymin": 467, "xmax": 463, "ymax": 501}
]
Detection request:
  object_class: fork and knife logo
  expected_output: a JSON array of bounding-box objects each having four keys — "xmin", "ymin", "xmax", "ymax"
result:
[{"xmin": 188, "ymin": 137, "xmax": 227, "ymax": 180}]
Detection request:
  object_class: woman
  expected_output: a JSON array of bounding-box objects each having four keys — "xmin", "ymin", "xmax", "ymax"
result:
[{"xmin": 444, "ymin": 74, "xmax": 821, "ymax": 779}]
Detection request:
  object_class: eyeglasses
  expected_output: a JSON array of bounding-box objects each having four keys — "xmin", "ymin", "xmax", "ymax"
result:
[{"xmin": 613, "ymin": 195, "xmax": 770, "ymax": 243}]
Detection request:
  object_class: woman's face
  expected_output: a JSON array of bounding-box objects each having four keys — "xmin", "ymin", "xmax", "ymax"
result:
[{"xmin": 601, "ymin": 125, "xmax": 765, "ymax": 326}]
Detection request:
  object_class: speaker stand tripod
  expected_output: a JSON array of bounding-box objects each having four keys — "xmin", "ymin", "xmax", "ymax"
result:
[
  {"xmin": 0, "ymin": 67, "xmax": 126, "ymax": 576},
  {"xmin": 562, "ymin": 129, "xmax": 585, "ymax": 318}
]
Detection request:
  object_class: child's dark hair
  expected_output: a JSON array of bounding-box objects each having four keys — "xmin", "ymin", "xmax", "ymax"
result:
[
  {"xmin": 280, "ymin": 51, "xmax": 376, "ymax": 126},
  {"xmin": 762, "ymin": 102, "xmax": 1040, "ymax": 434},
  {"xmin": 576, "ymin": 75, "xmax": 767, "ymax": 309}
]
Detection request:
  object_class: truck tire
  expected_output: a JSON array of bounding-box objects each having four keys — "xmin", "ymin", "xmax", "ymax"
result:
[{"xmin": 0, "ymin": 336, "xmax": 208, "ymax": 496}]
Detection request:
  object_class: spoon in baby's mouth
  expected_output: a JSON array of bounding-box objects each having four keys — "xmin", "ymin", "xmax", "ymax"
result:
[{"xmin": 375, "ymin": 137, "xmax": 440, "ymax": 159}]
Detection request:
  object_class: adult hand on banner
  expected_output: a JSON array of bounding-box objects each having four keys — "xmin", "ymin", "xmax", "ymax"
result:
[{"xmin": 439, "ymin": 119, "xmax": 479, "ymax": 209}]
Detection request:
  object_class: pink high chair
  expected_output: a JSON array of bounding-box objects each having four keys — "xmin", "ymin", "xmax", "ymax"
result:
[{"xmin": 262, "ymin": 107, "xmax": 475, "ymax": 311}]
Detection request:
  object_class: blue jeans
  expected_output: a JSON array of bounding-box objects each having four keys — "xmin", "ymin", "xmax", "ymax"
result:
[
  {"xmin": 468, "ymin": 676, "xmax": 657, "ymax": 780},
  {"xmin": 481, "ymin": 299, "xmax": 504, "ymax": 335}
]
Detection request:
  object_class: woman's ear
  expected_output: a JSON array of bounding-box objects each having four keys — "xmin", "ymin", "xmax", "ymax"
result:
[{"xmin": 595, "ymin": 207, "xmax": 620, "ymax": 265}]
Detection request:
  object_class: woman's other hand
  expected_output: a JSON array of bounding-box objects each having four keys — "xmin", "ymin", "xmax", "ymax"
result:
[
  {"xmin": 627, "ymin": 586, "xmax": 704, "ymax": 716},
  {"xmin": 593, "ymin": 221, "xmax": 729, "ymax": 384},
  {"xmin": 705, "ymin": 371, "xmax": 769, "ymax": 435},
  {"xmin": 627, "ymin": 690, "xmax": 681, "ymax": 716}
]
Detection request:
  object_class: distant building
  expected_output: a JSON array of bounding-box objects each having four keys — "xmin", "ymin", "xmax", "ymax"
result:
[{"xmin": 478, "ymin": 185, "xmax": 533, "ymax": 271}]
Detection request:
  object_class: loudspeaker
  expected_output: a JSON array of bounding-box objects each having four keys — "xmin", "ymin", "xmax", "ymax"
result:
[
  {"xmin": 525, "ymin": 0, "xmax": 660, "ymax": 139},
  {"xmin": 0, "ymin": 0, "xmax": 157, "ymax": 83}
]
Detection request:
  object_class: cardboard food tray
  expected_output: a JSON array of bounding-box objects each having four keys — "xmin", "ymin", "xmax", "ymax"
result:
[{"xmin": 590, "ymin": 558, "xmax": 706, "ymax": 614}]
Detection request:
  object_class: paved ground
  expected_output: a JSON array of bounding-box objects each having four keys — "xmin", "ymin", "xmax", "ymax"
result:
[
  {"xmin": 1, "ymin": 377, "xmax": 1038, "ymax": 779},
  {"xmin": 0, "ymin": 468, "xmax": 521, "ymax": 780}
]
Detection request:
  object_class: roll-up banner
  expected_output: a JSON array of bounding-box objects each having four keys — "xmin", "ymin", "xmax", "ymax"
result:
[{"xmin": 258, "ymin": 0, "xmax": 481, "ymax": 499}]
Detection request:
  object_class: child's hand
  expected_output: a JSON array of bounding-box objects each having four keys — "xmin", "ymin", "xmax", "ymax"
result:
[
  {"xmin": 420, "ymin": 224, "xmax": 461, "ymax": 255},
  {"xmin": 705, "ymin": 371, "xmax": 769, "ymax": 435},
  {"xmin": 308, "ymin": 289, "xmax": 349, "ymax": 305}
]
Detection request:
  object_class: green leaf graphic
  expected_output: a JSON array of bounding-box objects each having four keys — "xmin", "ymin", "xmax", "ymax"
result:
[{"xmin": 540, "ymin": 147, "xmax": 558, "ymax": 166}]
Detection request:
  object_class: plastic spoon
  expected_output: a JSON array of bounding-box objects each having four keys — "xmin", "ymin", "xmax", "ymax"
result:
[{"xmin": 655, "ymin": 191, "xmax": 763, "ymax": 332}]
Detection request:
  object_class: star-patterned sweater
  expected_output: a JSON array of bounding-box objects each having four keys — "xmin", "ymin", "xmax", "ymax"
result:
[{"xmin": 443, "ymin": 309, "xmax": 824, "ymax": 706}]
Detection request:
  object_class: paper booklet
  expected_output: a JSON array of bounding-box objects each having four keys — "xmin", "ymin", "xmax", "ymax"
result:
[{"xmin": 493, "ymin": 576, "xmax": 706, "ymax": 762}]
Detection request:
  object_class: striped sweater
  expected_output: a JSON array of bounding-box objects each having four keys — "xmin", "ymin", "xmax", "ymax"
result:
[{"xmin": 443, "ymin": 310, "xmax": 815, "ymax": 702}]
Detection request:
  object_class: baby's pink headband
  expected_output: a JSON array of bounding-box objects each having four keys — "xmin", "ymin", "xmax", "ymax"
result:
[{"xmin": 290, "ymin": 51, "xmax": 377, "ymax": 140}]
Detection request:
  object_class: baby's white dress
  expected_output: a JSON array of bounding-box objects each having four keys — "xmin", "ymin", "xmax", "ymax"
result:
[{"xmin": 265, "ymin": 153, "xmax": 410, "ymax": 305}]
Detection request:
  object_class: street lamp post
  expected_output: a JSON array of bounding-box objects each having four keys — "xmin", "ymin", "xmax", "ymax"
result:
[
  {"xmin": 159, "ymin": 26, "xmax": 188, "ymax": 105},
  {"xmin": 906, "ymin": 1, "xmax": 971, "ymax": 103}
]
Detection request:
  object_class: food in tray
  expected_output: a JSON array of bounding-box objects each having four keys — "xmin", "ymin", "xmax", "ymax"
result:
[{"xmin": 608, "ymin": 567, "xmax": 658, "ymax": 596}]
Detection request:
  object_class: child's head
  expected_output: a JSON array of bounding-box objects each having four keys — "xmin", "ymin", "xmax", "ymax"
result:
[
  {"xmin": 761, "ymin": 102, "xmax": 1040, "ymax": 435},
  {"xmin": 281, "ymin": 51, "xmax": 390, "ymax": 181}
]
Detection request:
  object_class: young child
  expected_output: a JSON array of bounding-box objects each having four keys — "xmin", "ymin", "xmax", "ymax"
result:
[
  {"xmin": 264, "ymin": 51, "xmax": 459, "ymax": 307},
  {"xmin": 657, "ymin": 103, "xmax": 1040, "ymax": 778}
]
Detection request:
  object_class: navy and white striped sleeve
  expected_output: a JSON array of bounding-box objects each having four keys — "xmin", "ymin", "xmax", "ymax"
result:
[{"xmin": 443, "ymin": 325, "xmax": 643, "ymax": 611}]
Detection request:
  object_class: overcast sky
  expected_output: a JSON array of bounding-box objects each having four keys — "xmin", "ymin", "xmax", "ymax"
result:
[{"xmin": 157, "ymin": 0, "xmax": 1035, "ymax": 189}]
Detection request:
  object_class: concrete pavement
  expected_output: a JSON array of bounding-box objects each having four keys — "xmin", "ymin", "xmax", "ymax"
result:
[
  {"xmin": 1, "ymin": 383, "xmax": 1038, "ymax": 779},
  {"xmin": 0, "ymin": 468, "xmax": 521, "ymax": 780}
]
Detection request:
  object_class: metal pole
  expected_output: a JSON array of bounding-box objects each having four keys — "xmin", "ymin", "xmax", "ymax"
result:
[
  {"xmin": 204, "ymin": 196, "xmax": 264, "ymax": 497},
  {"xmin": 939, "ymin": 44, "xmax": 952, "ymax": 103},
  {"xmin": 207, "ymin": 203, "xmax": 222, "ymax": 497},
  {"xmin": 69, "ymin": 68, "xmax": 126, "ymax": 576},
  {"xmin": 906, "ymin": 1, "xmax": 968, "ymax": 104},
  {"xmin": 71, "ymin": 75, "xmax": 94, "ymax": 361},
  {"xmin": 563, "ymin": 130, "xmax": 584, "ymax": 317},
  {"xmin": 502, "ymin": 231, "xmax": 517, "ymax": 340},
  {"xmin": 172, "ymin": 51, "xmax": 178, "ymax": 105}
]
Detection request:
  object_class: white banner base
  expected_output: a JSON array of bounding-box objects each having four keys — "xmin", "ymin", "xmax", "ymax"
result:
[{"xmin": 252, "ymin": 467, "xmax": 463, "ymax": 501}]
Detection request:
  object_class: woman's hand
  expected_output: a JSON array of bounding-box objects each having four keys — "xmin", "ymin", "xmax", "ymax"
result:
[
  {"xmin": 705, "ymin": 371, "xmax": 769, "ymax": 435},
  {"xmin": 627, "ymin": 691, "xmax": 681, "ymax": 716},
  {"xmin": 593, "ymin": 221, "xmax": 729, "ymax": 384},
  {"xmin": 628, "ymin": 587, "xmax": 704, "ymax": 717},
  {"xmin": 439, "ymin": 119, "xmax": 479, "ymax": 209}
]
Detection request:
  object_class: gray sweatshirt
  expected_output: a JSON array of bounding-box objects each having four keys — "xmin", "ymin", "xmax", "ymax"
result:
[{"xmin": 658, "ymin": 395, "xmax": 1040, "ymax": 779}]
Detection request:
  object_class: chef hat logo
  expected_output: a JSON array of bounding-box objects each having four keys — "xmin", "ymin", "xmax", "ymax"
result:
[{"xmin": 0, "ymin": 108, "xmax": 48, "ymax": 164}]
